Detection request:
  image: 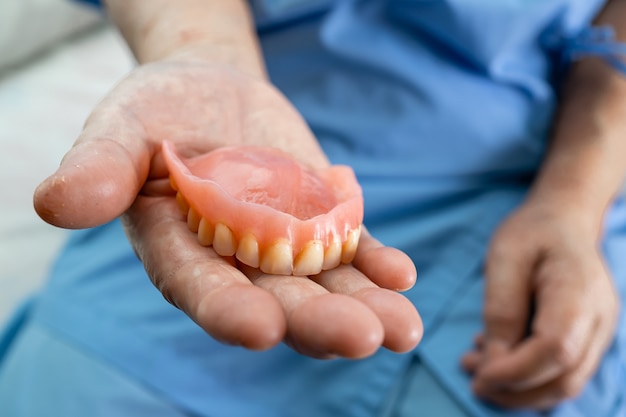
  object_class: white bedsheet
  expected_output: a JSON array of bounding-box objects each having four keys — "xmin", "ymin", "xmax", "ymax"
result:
[{"xmin": 0, "ymin": 23, "xmax": 133, "ymax": 325}]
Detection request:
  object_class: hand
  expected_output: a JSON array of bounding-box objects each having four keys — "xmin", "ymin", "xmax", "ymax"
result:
[
  {"xmin": 34, "ymin": 60, "xmax": 423, "ymax": 358},
  {"xmin": 462, "ymin": 200, "xmax": 619, "ymax": 409}
]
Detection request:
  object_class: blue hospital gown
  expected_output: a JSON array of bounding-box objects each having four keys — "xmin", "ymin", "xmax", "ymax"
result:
[{"xmin": 2, "ymin": 1, "xmax": 626, "ymax": 416}]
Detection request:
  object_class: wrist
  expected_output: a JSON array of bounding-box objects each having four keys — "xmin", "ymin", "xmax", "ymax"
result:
[
  {"xmin": 154, "ymin": 41, "xmax": 268, "ymax": 81},
  {"xmin": 525, "ymin": 180, "xmax": 610, "ymax": 239},
  {"xmin": 528, "ymin": 63, "xmax": 626, "ymax": 235},
  {"xmin": 104, "ymin": 0, "xmax": 267, "ymax": 79}
]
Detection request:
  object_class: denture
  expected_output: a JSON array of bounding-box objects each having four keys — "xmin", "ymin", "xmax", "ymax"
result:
[{"xmin": 162, "ymin": 141, "xmax": 363, "ymax": 276}]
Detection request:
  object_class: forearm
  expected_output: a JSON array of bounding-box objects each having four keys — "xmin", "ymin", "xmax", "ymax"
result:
[
  {"xmin": 103, "ymin": 0, "xmax": 266, "ymax": 78},
  {"xmin": 528, "ymin": 0, "xmax": 626, "ymax": 233}
]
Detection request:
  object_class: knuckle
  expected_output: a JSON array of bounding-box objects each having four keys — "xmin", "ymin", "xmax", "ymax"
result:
[
  {"xmin": 486, "ymin": 238, "xmax": 517, "ymax": 265},
  {"xmin": 546, "ymin": 337, "xmax": 579, "ymax": 369},
  {"xmin": 155, "ymin": 274, "xmax": 178, "ymax": 308},
  {"xmin": 151, "ymin": 259, "xmax": 187, "ymax": 311}
]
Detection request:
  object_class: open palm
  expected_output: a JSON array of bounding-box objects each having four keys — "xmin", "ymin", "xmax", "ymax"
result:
[{"xmin": 34, "ymin": 61, "xmax": 422, "ymax": 358}]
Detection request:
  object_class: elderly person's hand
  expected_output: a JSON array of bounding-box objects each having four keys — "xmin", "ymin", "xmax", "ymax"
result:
[
  {"xmin": 463, "ymin": 0, "xmax": 626, "ymax": 407},
  {"xmin": 33, "ymin": 0, "xmax": 422, "ymax": 359},
  {"xmin": 462, "ymin": 199, "xmax": 619, "ymax": 409}
]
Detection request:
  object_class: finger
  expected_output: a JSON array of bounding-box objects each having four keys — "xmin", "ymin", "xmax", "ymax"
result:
[
  {"xmin": 482, "ymin": 233, "xmax": 534, "ymax": 354},
  {"xmin": 461, "ymin": 351, "xmax": 483, "ymax": 374},
  {"xmin": 311, "ymin": 265, "xmax": 423, "ymax": 353},
  {"xmin": 251, "ymin": 271, "xmax": 385, "ymax": 359},
  {"xmin": 473, "ymin": 335, "xmax": 589, "ymax": 395},
  {"xmin": 474, "ymin": 317, "xmax": 610, "ymax": 409},
  {"xmin": 461, "ymin": 334, "xmax": 486, "ymax": 373},
  {"xmin": 141, "ymin": 178, "xmax": 177, "ymax": 197},
  {"xmin": 34, "ymin": 107, "xmax": 152, "ymax": 229},
  {"xmin": 474, "ymin": 333, "xmax": 485, "ymax": 350},
  {"xmin": 352, "ymin": 228, "xmax": 417, "ymax": 292},
  {"xmin": 123, "ymin": 195, "xmax": 286, "ymax": 350},
  {"xmin": 475, "ymin": 270, "xmax": 596, "ymax": 392}
]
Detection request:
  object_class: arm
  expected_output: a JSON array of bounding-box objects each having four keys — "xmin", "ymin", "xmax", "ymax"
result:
[
  {"xmin": 463, "ymin": 0, "xmax": 626, "ymax": 409},
  {"xmin": 529, "ymin": 0, "xmax": 626, "ymax": 233},
  {"xmin": 34, "ymin": 0, "xmax": 423, "ymax": 358},
  {"xmin": 105, "ymin": 0, "xmax": 266, "ymax": 76}
]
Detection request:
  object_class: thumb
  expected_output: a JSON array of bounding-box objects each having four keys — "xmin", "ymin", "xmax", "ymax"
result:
[
  {"xmin": 482, "ymin": 234, "xmax": 535, "ymax": 357},
  {"xmin": 34, "ymin": 113, "xmax": 151, "ymax": 229}
]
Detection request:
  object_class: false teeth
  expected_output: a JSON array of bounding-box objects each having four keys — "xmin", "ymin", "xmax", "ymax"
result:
[
  {"xmin": 179, "ymin": 195, "xmax": 362, "ymax": 275},
  {"xmin": 293, "ymin": 240, "xmax": 325, "ymax": 276},
  {"xmin": 341, "ymin": 226, "xmax": 361, "ymax": 264},
  {"xmin": 164, "ymin": 142, "xmax": 364, "ymax": 276},
  {"xmin": 236, "ymin": 234, "xmax": 260, "ymax": 269},
  {"xmin": 260, "ymin": 239, "xmax": 293, "ymax": 275},
  {"xmin": 197, "ymin": 217, "xmax": 215, "ymax": 247}
]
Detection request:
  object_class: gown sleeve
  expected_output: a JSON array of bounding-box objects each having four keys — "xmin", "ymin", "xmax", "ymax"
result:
[
  {"xmin": 561, "ymin": 25, "xmax": 626, "ymax": 75},
  {"xmin": 74, "ymin": 0, "xmax": 102, "ymax": 8}
]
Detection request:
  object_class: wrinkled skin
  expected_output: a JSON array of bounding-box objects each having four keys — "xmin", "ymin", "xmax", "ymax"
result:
[
  {"xmin": 34, "ymin": 62, "xmax": 423, "ymax": 359},
  {"xmin": 463, "ymin": 201, "xmax": 619, "ymax": 409}
]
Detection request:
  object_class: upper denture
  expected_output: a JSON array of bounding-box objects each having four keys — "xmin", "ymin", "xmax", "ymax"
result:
[{"xmin": 162, "ymin": 141, "xmax": 363, "ymax": 276}]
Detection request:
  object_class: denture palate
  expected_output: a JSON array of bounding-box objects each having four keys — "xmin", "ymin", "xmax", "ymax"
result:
[{"xmin": 162, "ymin": 141, "xmax": 364, "ymax": 276}]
